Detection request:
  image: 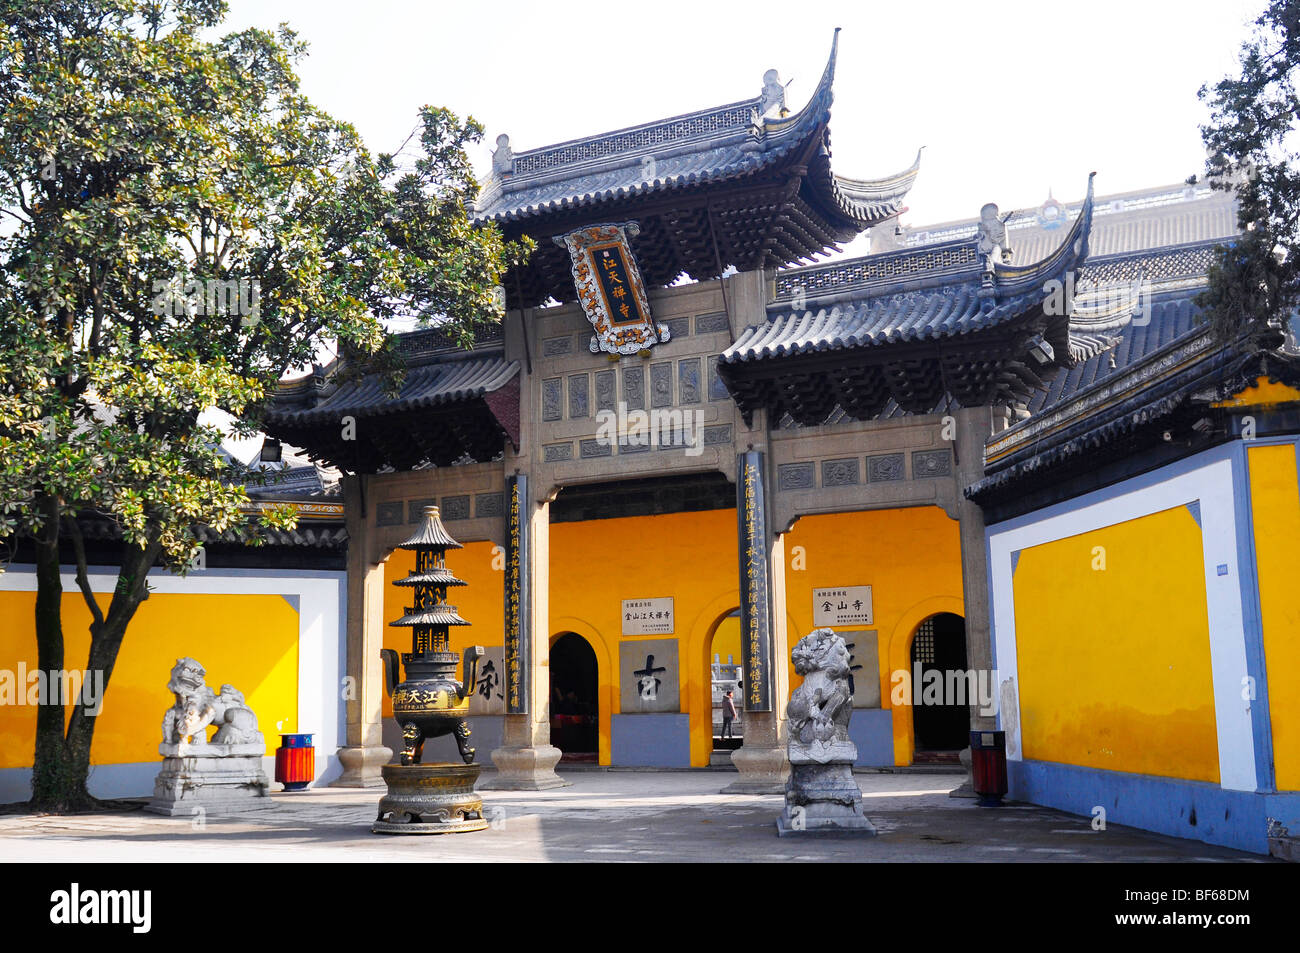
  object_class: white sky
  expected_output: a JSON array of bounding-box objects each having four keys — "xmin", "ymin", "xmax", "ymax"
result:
[{"xmin": 221, "ymin": 0, "xmax": 1263, "ymax": 254}]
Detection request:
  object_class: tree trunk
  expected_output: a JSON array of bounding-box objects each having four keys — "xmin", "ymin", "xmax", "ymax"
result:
[
  {"xmin": 29, "ymin": 493, "xmax": 84, "ymax": 811},
  {"xmin": 28, "ymin": 499, "xmax": 161, "ymax": 813}
]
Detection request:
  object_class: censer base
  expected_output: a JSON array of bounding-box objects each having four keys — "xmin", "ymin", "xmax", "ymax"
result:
[{"xmin": 372, "ymin": 762, "xmax": 488, "ymax": 835}]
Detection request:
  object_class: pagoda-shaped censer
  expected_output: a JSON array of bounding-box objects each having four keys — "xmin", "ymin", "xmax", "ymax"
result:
[{"xmin": 373, "ymin": 505, "xmax": 487, "ymax": 834}]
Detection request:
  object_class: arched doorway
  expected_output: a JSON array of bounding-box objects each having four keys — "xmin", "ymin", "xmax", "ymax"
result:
[
  {"xmin": 910, "ymin": 612, "xmax": 969, "ymax": 763},
  {"xmin": 550, "ymin": 632, "xmax": 598, "ymax": 762},
  {"xmin": 707, "ymin": 609, "xmax": 744, "ymax": 759}
]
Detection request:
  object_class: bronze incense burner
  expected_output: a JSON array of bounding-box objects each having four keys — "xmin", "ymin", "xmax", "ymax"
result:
[{"xmin": 374, "ymin": 505, "xmax": 488, "ymax": 834}]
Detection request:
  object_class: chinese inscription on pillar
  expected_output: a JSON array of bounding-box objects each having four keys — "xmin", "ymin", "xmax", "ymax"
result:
[
  {"xmin": 504, "ymin": 474, "xmax": 530, "ymax": 714},
  {"xmin": 554, "ymin": 222, "xmax": 670, "ymax": 355},
  {"xmin": 737, "ymin": 450, "xmax": 773, "ymax": 712}
]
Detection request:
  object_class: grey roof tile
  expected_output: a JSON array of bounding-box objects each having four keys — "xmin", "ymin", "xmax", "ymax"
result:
[
  {"xmin": 267, "ymin": 352, "xmax": 519, "ymax": 425},
  {"xmin": 725, "ymin": 176, "xmax": 1098, "ymax": 365}
]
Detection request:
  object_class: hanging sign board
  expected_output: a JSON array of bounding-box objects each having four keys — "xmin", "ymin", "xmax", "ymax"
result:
[{"xmin": 555, "ymin": 222, "xmax": 669, "ymax": 355}]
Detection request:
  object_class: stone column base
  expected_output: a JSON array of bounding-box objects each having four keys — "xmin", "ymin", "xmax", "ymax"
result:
[
  {"xmin": 332, "ymin": 744, "xmax": 393, "ymax": 788},
  {"xmin": 720, "ymin": 744, "xmax": 788, "ymax": 794},
  {"xmin": 479, "ymin": 744, "xmax": 570, "ymax": 790},
  {"xmin": 948, "ymin": 746, "xmax": 977, "ymax": 798}
]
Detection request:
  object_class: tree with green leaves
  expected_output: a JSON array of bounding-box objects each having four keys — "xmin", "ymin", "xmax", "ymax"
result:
[
  {"xmin": 0, "ymin": 0, "xmax": 530, "ymax": 812},
  {"xmin": 1195, "ymin": 0, "xmax": 1300, "ymax": 347}
]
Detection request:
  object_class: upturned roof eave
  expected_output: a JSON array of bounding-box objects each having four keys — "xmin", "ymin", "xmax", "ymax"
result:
[{"xmin": 472, "ymin": 30, "xmax": 916, "ymax": 237}]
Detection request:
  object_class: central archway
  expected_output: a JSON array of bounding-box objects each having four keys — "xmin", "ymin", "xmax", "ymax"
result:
[{"xmin": 550, "ymin": 631, "xmax": 598, "ymax": 761}]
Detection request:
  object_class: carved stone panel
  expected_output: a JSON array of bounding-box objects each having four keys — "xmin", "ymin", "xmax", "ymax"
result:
[
  {"xmin": 868, "ymin": 453, "xmax": 905, "ymax": 482},
  {"xmin": 407, "ymin": 497, "xmax": 437, "ymax": 523},
  {"xmin": 376, "ymin": 502, "xmax": 404, "ymax": 527},
  {"xmin": 708, "ymin": 356, "xmax": 729, "ymax": 401},
  {"xmin": 619, "ymin": 639, "xmax": 680, "ymax": 713},
  {"xmin": 778, "ymin": 462, "xmax": 815, "ymax": 491},
  {"xmin": 475, "ymin": 493, "xmax": 504, "ymax": 518},
  {"xmin": 541, "ymin": 378, "xmax": 563, "ymax": 422},
  {"xmin": 595, "ymin": 370, "xmax": 616, "ymax": 412},
  {"xmin": 841, "ymin": 630, "xmax": 881, "ymax": 709},
  {"xmin": 623, "ymin": 365, "xmax": 644, "ymax": 410},
  {"xmin": 666, "ymin": 317, "xmax": 690, "ymax": 340},
  {"xmin": 678, "ymin": 358, "xmax": 701, "ymax": 404},
  {"xmin": 441, "ymin": 495, "xmax": 471, "ymax": 520},
  {"xmin": 703, "ymin": 425, "xmax": 732, "ymax": 445},
  {"xmin": 650, "ymin": 362, "xmax": 673, "ymax": 408},
  {"xmin": 696, "ymin": 312, "xmax": 729, "ymax": 334},
  {"xmin": 580, "ymin": 438, "xmax": 612, "ymax": 458},
  {"xmin": 912, "ymin": 450, "xmax": 953, "ymax": 478},
  {"xmin": 821, "ymin": 458, "xmax": 859, "ymax": 487},
  {"xmin": 468, "ymin": 646, "xmax": 507, "ymax": 715},
  {"xmin": 544, "ymin": 442, "xmax": 574, "ymax": 463},
  {"xmin": 542, "ymin": 336, "xmax": 573, "ymax": 357},
  {"xmin": 568, "ymin": 373, "xmax": 589, "ymax": 419}
]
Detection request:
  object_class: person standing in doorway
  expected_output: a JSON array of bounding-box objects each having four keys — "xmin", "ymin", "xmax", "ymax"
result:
[{"xmin": 721, "ymin": 690, "xmax": 737, "ymax": 739}]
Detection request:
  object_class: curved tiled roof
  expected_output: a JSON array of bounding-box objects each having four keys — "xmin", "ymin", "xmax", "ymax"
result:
[
  {"xmin": 267, "ymin": 353, "xmax": 519, "ymax": 426},
  {"xmin": 724, "ymin": 286, "xmax": 1046, "ymax": 362},
  {"xmin": 724, "ymin": 175, "xmax": 1097, "ymax": 365},
  {"xmin": 263, "ymin": 344, "xmax": 521, "ymax": 473},
  {"xmin": 1028, "ymin": 293, "xmax": 1202, "ymax": 414},
  {"xmin": 473, "ymin": 30, "xmax": 919, "ymax": 234}
]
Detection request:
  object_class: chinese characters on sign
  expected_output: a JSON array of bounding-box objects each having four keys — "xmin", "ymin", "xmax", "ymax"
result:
[
  {"xmin": 621, "ymin": 597, "xmax": 675, "ymax": 635},
  {"xmin": 555, "ymin": 222, "xmax": 670, "ymax": 355},
  {"xmin": 840, "ymin": 630, "xmax": 881, "ymax": 709},
  {"xmin": 469, "ymin": 647, "xmax": 506, "ymax": 716},
  {"xmin": 504, "ymin": 475, "xmax": 530, "ymax": 715},
  {"xmin": 633, "ymin": 655, "xmax": 666, "ymax": 701},
  {"xmin": 617, "ymin": 639, "xmax": 681, "ymax": 712},
  {"xmin": 813, "ymin": 586, "xmax": 874, "ymax": 627},
  {"xmin": 736, "ymin": 451, "xmax": 772, "ymax": 712},
  {"xmin": 593, "ymin": 245, "xmax": 645, "ymax": 326}
]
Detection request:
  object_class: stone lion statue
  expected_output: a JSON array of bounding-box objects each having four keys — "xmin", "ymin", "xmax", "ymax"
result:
[
  {"xmin": 161, "ymin": 658, "xmax": 261, "ymax": 745},
  {"xmin": 787, "ymin": 629, "xmax": 853, "ymax": 752}
]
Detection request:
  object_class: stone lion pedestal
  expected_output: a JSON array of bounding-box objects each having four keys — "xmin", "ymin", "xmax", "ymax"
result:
[
  {"xmin": 776, "ymin": 629, "xmax": 876, "ymax": 837},
  {"xmin": 147, "ymin": 742, "xmax": 273, "ymax": 816},
  {"xmin": 145, "ymin": 657, "xmax": 273, "ymax": 816}
]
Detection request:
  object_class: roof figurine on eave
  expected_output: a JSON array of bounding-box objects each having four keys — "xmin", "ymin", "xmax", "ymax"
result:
[
  {"xmin": 718, "ymin": 174, "xmax": 1138, "ymax": 426},
  {"xmin": 475, "ymin": 29, "xmax": 923, "ymax": 309}
]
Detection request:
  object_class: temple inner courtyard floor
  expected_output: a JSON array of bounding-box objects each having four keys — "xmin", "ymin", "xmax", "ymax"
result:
[{"xmin": 0, "ymin": 769, "xmax": 1271, "ymax": 862}]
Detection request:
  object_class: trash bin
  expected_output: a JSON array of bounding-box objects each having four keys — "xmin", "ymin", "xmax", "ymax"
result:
[
  {"xmin": 970, "ymin": 729, "xmax": 1007, "ymax": 807},
  {"xmin": 275, "ymin": 733, "xmax": 315, "ymax": 791}
]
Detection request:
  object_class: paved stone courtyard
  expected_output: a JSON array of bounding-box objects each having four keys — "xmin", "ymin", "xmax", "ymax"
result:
[{"xmin": 0, "ymin": 770, "xmax": 1270, "ymax": 862}]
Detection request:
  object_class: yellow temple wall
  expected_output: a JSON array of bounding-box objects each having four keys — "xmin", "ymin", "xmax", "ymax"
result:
[
  {"xmin": 784, "ymin": 507, "xmax": 964, "ymax": 766},
  {"xmin": 386, "ymin": 505, "xmax": 964, "ymax": 768},
  {"xmin": 1, "ymin": 589, "xmax": 300, "ymax": 769},
  {"xmin": 1010, "ymin": 506, "xmax": 1220, "ymax": 782},
  {"xmin": 1247, "ymin": 443, "xmax": 1300, "ymax": 791}
]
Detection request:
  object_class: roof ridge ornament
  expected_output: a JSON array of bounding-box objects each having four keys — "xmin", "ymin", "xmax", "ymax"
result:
[
  {"xmin": 760, "ymin": 69, "xmax": 787, "ymax": 118},
  {"xmin": 492, "ymin": 134, "xmax": 513, "ymax": 176},
  {"xmin": 977, "ymin": 202, "xmax": 1009, "ymax": 309}
]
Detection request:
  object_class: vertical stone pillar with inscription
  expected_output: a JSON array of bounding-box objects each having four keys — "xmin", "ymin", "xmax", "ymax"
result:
[
  {"xmin": 483, "ymin": 474, "xmax": 569, "ymax": 789},
  {"xmin": 334, "ymin": 475, "xmax": 394, "ymax": 786},
  {"xmin": 949, "ymin": 405, "xmax": 1005, "ymax": 797},
  {"xmin": 723, "ymin": 450, "xmax": 791, "ymax": 794}
]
